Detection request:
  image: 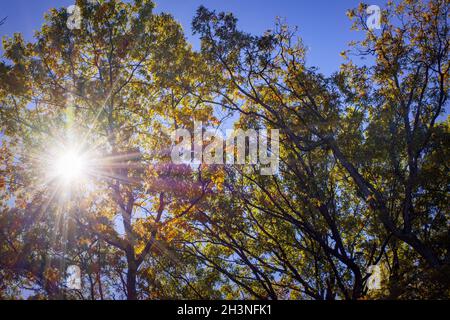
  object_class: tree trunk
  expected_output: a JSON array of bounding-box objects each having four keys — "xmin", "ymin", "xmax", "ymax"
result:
[{"xmin": 126, "ymin": 259, "xmax": 137, "ymax": 300}]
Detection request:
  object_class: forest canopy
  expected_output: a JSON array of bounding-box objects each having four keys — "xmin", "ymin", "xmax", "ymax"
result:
[{"xmin": 0, "ymin": 0, "xmax": 448, "ymax": 300}]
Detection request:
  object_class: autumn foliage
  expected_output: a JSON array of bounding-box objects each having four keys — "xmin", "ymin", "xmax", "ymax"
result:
[{"xmin": 0, "ymin": 0, "xmax": 448, "ymax": 299}]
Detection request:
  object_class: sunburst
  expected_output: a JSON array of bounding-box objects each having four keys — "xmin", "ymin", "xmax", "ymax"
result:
[{"xmin": 52, "ymin": 148, "xmax": 88, "ymax": 185}]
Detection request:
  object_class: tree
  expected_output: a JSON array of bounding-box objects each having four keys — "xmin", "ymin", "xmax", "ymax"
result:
[
  {"xmin": 0, "ymin": 0, "xmax": 217, "ymax": 299},
  {"xmin": 191, "ymin": 0, "xmax": 448, "ymax": 299},
  {"xmin": 0, "ymin": 0, "xmax": 448, "ymax": 300}
]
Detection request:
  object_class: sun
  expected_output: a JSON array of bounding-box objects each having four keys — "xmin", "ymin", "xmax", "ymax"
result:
[
  {"xmin": 47, "ymin": 147, "xmax": 90, "ymax": 186},
  {"xmin": 38, "ymin": 130, "xmax": 136, "ymax": 191},
  {"xmin": 54, "ymin": 149, "xmax": 87, "ymax": 183}
]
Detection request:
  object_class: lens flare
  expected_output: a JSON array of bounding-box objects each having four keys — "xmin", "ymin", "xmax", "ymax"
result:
[
  {"xmin": 52, "ymin": 149, "xmax": 87, "ymax": 184},
  {"xmin": 55, "ymin": 150, "xmax": 86, "ymax": 183}
]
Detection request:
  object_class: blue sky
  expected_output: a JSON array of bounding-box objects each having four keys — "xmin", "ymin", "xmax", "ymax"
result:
[{"xmin": 0, "ymin": 0, "xmax": 370, "ymax": 75}]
